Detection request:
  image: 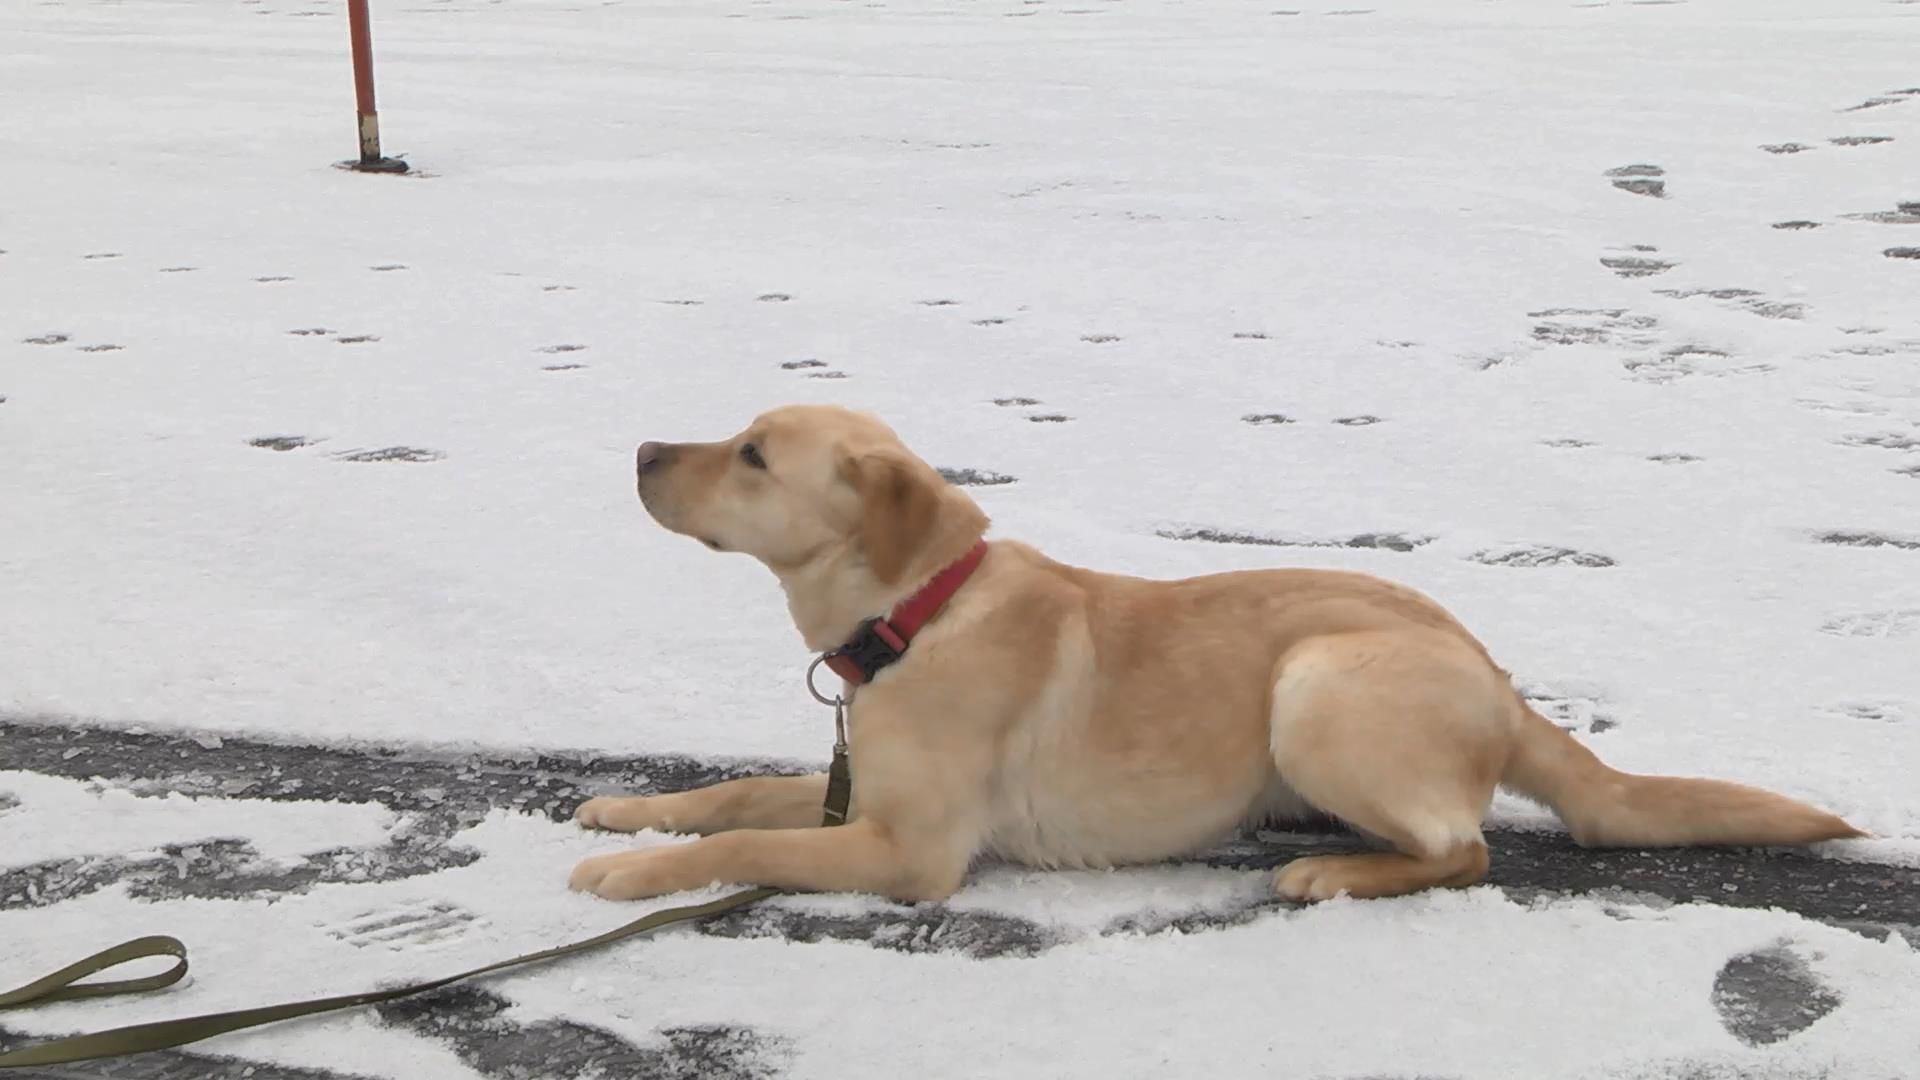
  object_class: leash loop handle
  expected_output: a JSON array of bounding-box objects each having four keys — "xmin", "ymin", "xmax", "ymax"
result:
[
  {"xmin": 0, "ymin": 890, "xmax": 778, "ymax": 1069},
  {"xmin": 0, "ymin": 733, "xmax": 856, "ymax": 1070},
  {"xmin": 0, "ymin": 694, "xmax": 857, "ymax": 1069},
  {"xmin": 0, "ymin": 936, "xmax": 188, "ymax": 1012}
]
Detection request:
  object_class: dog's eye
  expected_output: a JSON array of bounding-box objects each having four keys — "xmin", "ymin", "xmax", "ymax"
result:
[{"xmin": 739, "ymin": 443, "xmax": 767, "ymax": 469}]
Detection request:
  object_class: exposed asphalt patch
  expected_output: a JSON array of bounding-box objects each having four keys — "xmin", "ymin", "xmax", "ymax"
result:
[
  {"xmin": 0, "ymin": 1025, "xmax": 382, "ymax": 1080},
  {"xmin": 2, "ymin": 833, "xmax": 480, "ymax": 909},
  {"xmin": 1710, "ymin": 944, "xmax": 1843, "ymax": 1047},
  {"xmin": 376, "ymin": 987, "xmax": 789, "ymax": 1080}
]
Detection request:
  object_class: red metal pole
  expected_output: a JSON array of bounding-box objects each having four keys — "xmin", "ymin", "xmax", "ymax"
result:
[{"xmin": 344, "ymin": 0, "xmax": 407, "ymax": 172}]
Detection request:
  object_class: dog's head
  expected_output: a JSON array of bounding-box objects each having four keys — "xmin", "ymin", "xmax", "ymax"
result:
[{"xmin": 634, "ymin": 404, "xmax": 987, "ymax": 591}]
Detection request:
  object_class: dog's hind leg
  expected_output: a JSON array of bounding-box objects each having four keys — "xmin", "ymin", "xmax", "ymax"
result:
[{"xmin": 1264, "ymin": 630, "xmax": 1510, "ymax": 902}]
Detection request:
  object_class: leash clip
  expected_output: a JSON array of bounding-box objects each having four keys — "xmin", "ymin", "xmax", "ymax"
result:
[{"xmin": 805, "ymin": 655, "xmax": 850, "ymax": 752}]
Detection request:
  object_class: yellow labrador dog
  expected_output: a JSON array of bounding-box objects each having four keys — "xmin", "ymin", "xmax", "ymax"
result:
[{"xmin": 569, "ymin": 404, "xmax": 1863, "ymax": 904}]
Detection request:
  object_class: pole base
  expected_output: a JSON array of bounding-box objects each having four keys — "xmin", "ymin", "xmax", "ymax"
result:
[{"xmin": 337, "ymin": 156, "xmax": 411, "ymax": 175}]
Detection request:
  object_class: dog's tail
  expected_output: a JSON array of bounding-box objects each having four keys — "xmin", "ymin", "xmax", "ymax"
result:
[{"xmin": 1500, "ymin": 703, "xmax": 1866, "ymax": 848}]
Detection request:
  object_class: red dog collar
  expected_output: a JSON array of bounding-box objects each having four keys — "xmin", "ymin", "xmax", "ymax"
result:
[{"xmin": 822, "ymin": 540, "xmax": 989, "ymax": 685}]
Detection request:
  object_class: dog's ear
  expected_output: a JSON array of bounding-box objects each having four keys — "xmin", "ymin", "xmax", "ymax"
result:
[{"xmin": 842, "ymin": 449, "xmax": 941, "ymax": 584}]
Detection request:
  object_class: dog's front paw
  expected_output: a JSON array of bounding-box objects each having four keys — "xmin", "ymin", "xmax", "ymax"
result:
[
  {"xmin": 568, "ymin": 849, "xmax": 704, "ymax": 901},
  {"xmin": 1272, "ymin": 855, "xmax": 1352, "ymax": 903},
  {"xmin": 574, "ymin": 795, "xmax": 668, "ymax": 833}
]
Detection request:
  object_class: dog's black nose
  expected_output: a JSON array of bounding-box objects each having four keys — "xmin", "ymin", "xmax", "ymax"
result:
[{"xmin": 636, "ymin": 441, "xmax": 670, "ymax": 475}]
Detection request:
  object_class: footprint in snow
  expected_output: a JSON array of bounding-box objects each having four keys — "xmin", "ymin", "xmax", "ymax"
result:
[
  {"xmin": 158, "ymin": 266, "xmax": 196, "ymax": 273},
  {"xmin": 1605, "ymin": 163, "xmax": 1666, "ymax": 198},
  {"xmin": 370, "ymin": 263, "xmax": 407, "ymax": 272},
  {"xmin": 1518, "ymin": 680, "xmax": 1620, "ymax": 734},
  {"xmin": 1841, "ymin": 201, "xmax": 1920, "ymax": 224},
  {"xmin": 1815, "ymin": 531, "xmax": 1920, "ymax": 550},
  {"xmin": 1469, "ymin": 545, "xmax": 1615, "ymax": 568},
  {"xmin": 331, "ymin": 447, "xmax": 444, "ymax": 463},
  {"xmin": 1772, "ymin": 220, "xmax": 1822, "ymax": 230},
  {"xmin": 1841, "ymin": 88, "xmax": 1919, "ymax": 113},
  {"xmin": 1820, "ymin": 610, "xmax": 1920, "ymax": 639},
  {"xmin": 250, "ymin": 436, "xmax": 320, "ymax": 451},
  {"xmin": 254, "ymin": 275, "xmax": 294, "ymax": 283},
  {"xmin": 1837, "ymin": 431, "xmax": 1920, "ymax": 452},
  {"xmin": 1529, "ymin": 307, "xmax": 1661, "ymax": 348},
  {"xmin": 22, "ymin": 333, "xmax": 69, "ymax": 345},
  {"xmin": 1080, "ymin": 333, "xmax": 1121, "ymax": 344},
  {"xmin": 82, "ymin": 252, "xmax": 121, "ymax": 260},
  {"xmin": 1655, "ymin": 287, "xmax": 1805, "ymax": 321},
  {"xmin": 537, "ymin": 344, "xmax": 587, "ymax": 354},
  {"xmin": 333, "ymin": 334, "xmax": 379, "ymax": 345},
  {"xmin": 1601, "ymin": 253, "xmax": 1675, "ymax": 278},
  {"xmin": 1829, "ymin": 135, "xmax": 1893, "ymax": 147},
  {"xmin": 993, "ymin": 396, "xmax": 1041, "ymax": 407},
  {"xmin": 779, "ymin": 358, "xmax": 848, "ymax": 379},
  {"xmin": 756, "ymin": 292, "xmax": 791, "ymax": 303},
  {"xmin": 328, "ymin": 899, "xmax": 483, "ymax": 950},
  {"xmin": 77, "ymin": 344, "xmax": 123, "ymax": 353},
  {"xmin": 1159, "ymin": 527, "xmax": 1433, "ymax": 552},
  {"xmin": 1823, "ymin": 700, "xmax": 1910, "ymax": 724},
  {"xmin": 1242, "ymin": 413, "xmax": 1294, "ymax": 426},
  {"xmin": 938, "ymin": 467, "xmax": 1017, "ymax": 487},
  {"xmin": 1761, "ymin": 143, "xmax": 1816, "ymax": 155}
]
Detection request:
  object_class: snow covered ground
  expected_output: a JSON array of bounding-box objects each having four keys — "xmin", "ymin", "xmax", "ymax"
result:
[{"xmin": 4, "ymin": 0, "xmax": 1920, "ymax": 1076}]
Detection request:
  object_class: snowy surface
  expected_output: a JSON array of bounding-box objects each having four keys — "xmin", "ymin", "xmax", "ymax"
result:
[{"xmin": 4, "ymin": 0, "xmax": 1920, "ymax": 1075}]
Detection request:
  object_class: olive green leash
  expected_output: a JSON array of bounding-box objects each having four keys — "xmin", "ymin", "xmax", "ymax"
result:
[{"xmin": 0, "ymin": 702, "xmax": 854, "ymax": 1070}]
